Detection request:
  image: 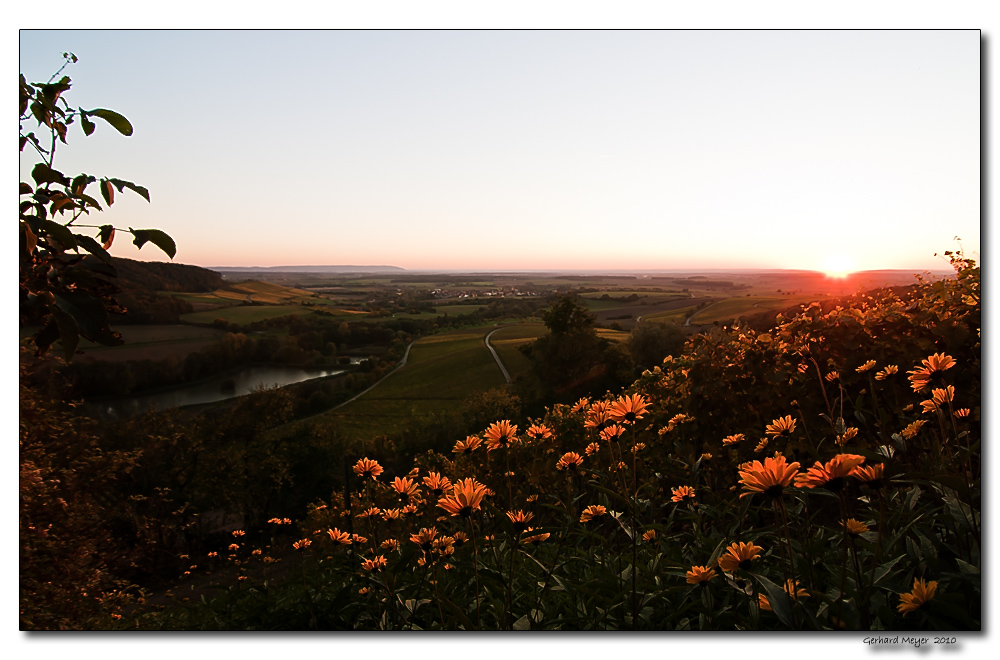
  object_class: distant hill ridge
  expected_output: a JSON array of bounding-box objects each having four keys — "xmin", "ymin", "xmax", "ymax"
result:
[
  {"xmin": 112, "ymin": 257, "xmax": 225, "ymax": 292},
  {"xmin": 210, "ymin": 265, "xmax": 406, "ymax": 273}
]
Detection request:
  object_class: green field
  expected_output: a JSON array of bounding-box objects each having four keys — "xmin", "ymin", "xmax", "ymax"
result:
[
  {"xmin": 326, "ymin": 325, "xmax": 506, "ymax": 440},
  {"xmin": 181, "ymin": 305, "xmax": 315, "ymax": 325},
  {"xmin": 488, "ymin": 323, "xmax": 547, "ymax": 380},
  {"xmin": 687, "ymin": 294, "xmax": 825, "ymax": 324}
]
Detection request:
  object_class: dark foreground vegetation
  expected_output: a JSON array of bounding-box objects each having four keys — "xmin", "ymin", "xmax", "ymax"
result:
[{"xmin": 20, "ymin": 252, "xmax": 980, "ymax": 630}]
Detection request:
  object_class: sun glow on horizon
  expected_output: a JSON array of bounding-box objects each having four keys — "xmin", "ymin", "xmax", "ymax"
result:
[{"xmin": 821, "ymin": 254, "xmax": 856, "ymax": 279}]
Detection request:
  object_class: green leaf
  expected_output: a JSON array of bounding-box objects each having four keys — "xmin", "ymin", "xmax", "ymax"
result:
[
  {"xmin": 31, "ymin": 163, "xmax": 69, "ymax": 187},
  {"xmin": 752, "ymin": 573, "xmax": 795, "ymax": 629},
  {"xmin": 40, "ymin": 219, "xmax": 78, "ymax": 250},
  {"xmin": 86, "ymin": 108, "xmax": 133, "ymax": 136},
  {"xmin": 130, "ymin": 228, "xmax": 176, "ymax": 259},
  {"xmin": 79, "ymin": 108, "xmax": 95, "ymax": 136},
  {"xmin": 513, "ymin": 614, "xmax": 531, "ymax": 630}
]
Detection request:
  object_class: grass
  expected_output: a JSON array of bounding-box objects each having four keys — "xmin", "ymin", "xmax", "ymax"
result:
[
  {"xmin": 181, "ymin": 304, "xmax": 315, "ymax": 325},
  {"xmin": 687, "ymin": 294, "xmax": 825, "ymax": 324},
  {"xmin": 326, "ymin": 326, "xmax": 506, "ymax": 440}
]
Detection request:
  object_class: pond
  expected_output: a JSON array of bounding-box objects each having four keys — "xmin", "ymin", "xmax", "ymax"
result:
[{"xmin": 92, "ymin": 364, "xmax": 352, "ymax": 418}]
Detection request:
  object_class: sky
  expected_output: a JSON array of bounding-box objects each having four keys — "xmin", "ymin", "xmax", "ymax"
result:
[{"xmin": 19, "ymin": 29, "xmax": 980, "ymax": 273}]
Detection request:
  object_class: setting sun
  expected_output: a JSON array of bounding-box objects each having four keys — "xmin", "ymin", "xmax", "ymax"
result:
[{"xmin": 822, "ymin": 254, "xmax": 855, "ymax": 278}]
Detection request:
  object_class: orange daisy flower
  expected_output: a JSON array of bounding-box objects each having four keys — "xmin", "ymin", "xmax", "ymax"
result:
[
  {"xmin": 642, "ymin": 529, "xmax": 657, "ymax": 543},
  {"xmin": 556, "ymin": 452, "xmax": 584, "ymax": 471},
  {"xmin": 423, "ymin": 471, "xmax": 453, "ymax": 497},
  {"xmin": 381, "ymin": 508, "xmax": 402, "ymax": 521},
  {"xmin": 381, "ymin": 539, "xmax": 400, "ymax": 551},
  {"xmin": 521, "ymin": 532, "xmax": 551, "ymax": 546},
  {"xmin": 874, "ymin": 365, "xmax": 898, "ymax": 380},
  {"xmin": 609, "ymin": 393, "xmax": 649, "ymax": 425},
  {"xmin": 765, "ymin": 415, "xmax": 797, "ymax": 437},
  {"xmin": 954, "ymin": 408, "xmax": 971, "ymax": 418},
  {"xmin": 901, "ymin": 419, "xmax": 928, "ymax": 439},
  {"xmin": 585, "ymin": 401, "xmax": 614, "ymax": 429},
  {"xmin": 506, "ymin": 510, "xmax": 534, "ymax": 533},
  {"xmin": 723, "ymin": 433, "xmax": 745, "ymax": 446},
  {"xmin": 357, "ymin": 506, "xmax": 381, "ymax": 519},
  {"xmin": 351, "ymin": 534, "xmax": 368, "ymax": 545},
  {"xmin": 484, "ymin": 420, "xmax": 519, "ymax": 451},
  {"xmin": 717, "ymin": 541, "xmax": 764, "ymax": 572},
  {"xmin": 584, "ymin": 441, "xmax": 601, "ymax": 456},
  {"xmin": 353, "ymin": 457, "xmax": 384, "ymax": 480},
  {"xmin": 327, "ymin": 528, "xmax": 352, "ymax": 545},
  {"xmin": 843, "ymin": 519, "xmax": 869, "ymax": 536},
  {"xmin": 292, "ymin": 539, "xmax": 312, "ymax": 551},
  {"xmin": 453, "ymin": 435, "xmax": 483, "ymax": 454},
  {"xmin": 526, "ymin": 423, "xmax": 554, "ymax": 440},
  {"xmin": 361, "ymin": 555, "xmax": 387, "ymax": 572},
  {"xmin": 851, "ymin": 463, "xmax": 885, "ymax": 489},
  {"xmin": 452, "ymin": 531, "xmax": 468, "ymax": 547},
  {"xmin": 410, "ymin": 527, "xmax": 438, "ymax": 551},
  {"xmin": 898, "ymin": 578, "xmax": 938, "ymax": 615},
  {"xmin": 794, "ymin": 454, "xmax": 865, "ymax": 491},
  {"xmin": 855, "ymin": 360, "xmax": 877, "ymax": 373},
  {"xmin": 738, "ymin": 455, "xmax": 801, "ymax": 498},
  {"xmin": 686, "ymin": 565, "xmax": 717, "ymax": 585},
  {"xmin": 671, "ymin": 485, "xmax": 696, "ymax": 503},
  {"xmin": 436, "ymin": 478, "xmax": 489, "ymax": 517},
  {"xmin": 571, "ymin": 397, "xmax": 591, "ymax": 414},
  {"xmin": 907, "ymin": 353, "xmax": 956, "ymax": 391},
  {"xmin": 392, "ymin": 476, "xmax": 419, "ymax": 502},
  {"xmin": 579, "ymin": 504, "xmax": 607, "ymax": 523},
  {"xmin": 599, "ymin": 423, "xmax": 627, "ymax": 442}
]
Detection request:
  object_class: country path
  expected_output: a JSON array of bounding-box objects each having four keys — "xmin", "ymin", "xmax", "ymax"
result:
[
  {"xmin": 484, "ymin": 326, "xmax": 512, "ymax": 384},
  {"xmin": 330, "ymin": 340, "xmax": 416, "ymax": 411},
  {"xmin": 685, "ymin": 299, "xmax": 725, "ymax": 326}
]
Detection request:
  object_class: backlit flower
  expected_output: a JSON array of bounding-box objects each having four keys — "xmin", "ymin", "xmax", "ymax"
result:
[
  {"xmin": 717, "ymin": 541, "xmax": 763, "ymax": 572},
  {"xmin": 723, "ymin": 433, "xmax": 745, "ymax": 446},
  {"xmin": 609, "ymin": 393, "xmax": 649, "ymax": 425},
  {"xmin": 409, "ymin": 527, "xmax": 438, "ymax": 550},
  {"xmin": 556, "ymin": 452, "xmax": 584, "ymax": 471},
  {"xmin": 843, "ymin": 519, "xmax": 869, "ymax": 536},
  {"xmin": 436, "ymin": 478, "xmax": 489, "ymax": 517},
  {"xmin": 484, "ymin": 420, "xmax": 519, "ymax": 451},
  {"xmin": 907, "ymin": 353, "xmax": 956, "ymax": 391},
  {"xmin": 506, "ymin": 510, "xmax": 534, "ymax": 533},
  {"xmin": 232, "ymin": 530, "xmax": 245, "ymax": 537},
  {"xmin": 327, "ymin": 528, "xmax": 352, "ymax": 545},
  {"xmin": 452, "ymin": 531, "xmax": 468, "ymax": 547},
  {"xmin": 874, "ymin": 365, "xmax": 898, "ymax": 380},
  {"xmin": 738, "ymin": 455, "xmax": 801, "ymax": 498},
  {"xmin": 686, "ymin": 565, "xmax": 717, "ymax": 585},
  {"xmin": 526, "ymin": 424, "xmax": 554, "ymax": 440},
  {"xmin": 351, "ymin": 534, "xmax": 367, "ymax": 545},
  {"xmin": 794, "ymin": 454, "xmax": 866, "ymax": 491},
  {"xmin": 381, "ymin": 539, "xmax": 400, "ymax": 551},
  {"xmin": 755, "ymin": 437, "xmax": 769, "ymax": 453},
  {"xmin": 898, "ymin": 578, "xmax": 938, "ymax": 615},
  {"xmin": 856, "ymin": 360, "xmax": 877, "ymax": 373},
  {"xmin": 954, "ymin": 408, "xmax": 971, "ymax": 418},
  {"xmin": 392, "ymin": 476, "xmax": 419, "ymax": 502},
  {"xmin": 382, "ymin": 508, "xmax": 402, "ymax": 521},
  {"xmin": 423, "ymin": 471, "xmax": 453, "ymax": 497},
  {"xmin": 292, "ymin": 539, "xmax": 312, "ymax": 551},
  {"xmin": 851, "ymin": 463, "xmax": 884, "ymax": 489},
  {"xmin": 579, "ymin": 504, "xmax": 607, "ymax": 523},
  {"xmin": 900, "ymin": 420, "xmax": 927, "ymax": 439},
  {"xmin": 585, "ymin": 401, "xmax": 613, "ymax": 429},
  {"xmin": 357, "ymin": 506, "xmax": 381, "ymax": 519},
  {"xmin": 600, "ymin": 424, "xmax": 627, "ymax": 442},
  {"xmin": 353, "ymin": 458, "xmax": 384, "ymax": 480},
  {"xmin": 825, "ymin": 371, "xmax": 839, "ymax": 382},
  {"xmin": 584, "ymin": 441, "xmax": 601, "ymax": 456},
  {"xmin": 765, "ymin": 415, "xmax": 796, "ymax": 437},
  {"xmin": 571, "ymin": 397, "xmax": 591, "ymax": 414},
  {"xmin": 642, "ymin": 529, "xmax": 657, "ymax": 543},
  {"xmin": 453, "ymin": 435, "xmax": 483, "ymax": 454},
  {"xmin": 521, "ymin": 532, "xmax": 550, "ymax": 546},
  {"xmin": 671, "ymin": 485, "xmax": 696, "ymax": 503},
  {"xmin": 361, "ymin": 555, "xmax": 387, "ymax": 572}
]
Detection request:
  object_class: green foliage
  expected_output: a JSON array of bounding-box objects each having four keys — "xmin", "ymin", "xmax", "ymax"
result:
[
  {"xmin": 627, "ymin": 319, "xmax": 686, "ymax": 372},
  {"xmin": 20, "ymin": 54, "xmax": 176, "ymax": 361}
]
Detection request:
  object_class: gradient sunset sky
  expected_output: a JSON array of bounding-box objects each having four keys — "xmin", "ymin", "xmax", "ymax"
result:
[{"xmin": 19, "ymin": 29, "xmax": 980, "ymax": 272}]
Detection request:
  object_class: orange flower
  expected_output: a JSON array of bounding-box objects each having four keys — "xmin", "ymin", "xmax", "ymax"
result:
[
  {"xmin": 521, "ymin": 532, "xmax": 550, "ymax": 546},
  {"xmin": 686, "ymin": 565, "xmax": 717, "ymax": 585},
  {"xmin": 855, "ymin": 360, "xmax": 877, "ymax": 373},
  {"xmin": 361, "ymin": 555, "xmax": 387, "ymax": 572},
  {"xmin": 738, "ymin": 455, "xmax": 801, "ymax": 498},
  {"xmin": 585, "ymin": 401, "xmax": 614, "ymax": 429},
  {"xmin": 382, "ymin": 508, "xmax": 402, "ymax": 521},
  {"xmin": 526, "ymin": 424, "xmax": 554, "ymax": 440},
  {"xmin": 327, "ymin": 528, "xmax": 352, "ymax": 545},
  {"xmin": 292, "ymin": 539, "xmax": 312, "ymax": 551},
  {"xmin": 907, "ymin": 353, "xmax": 956, "ymax": 391},
  {"xmin": 381, "ymin": 539, "xmax": 400, "ymax": 551},
  {"xmin": 357, "ymin": 506, "xmax": 381, "ymax": 519},
  {"xmin": 901, "ymin": 419, "xmax": 928, "ymax": 439},
  {"xmin": 579, "ymin": 504, "xmax": 607, "ymax": 523},
  {"xmin": 723, "ymin": 433, "xmax": 745, "ymax": 446},
  {"xmin": 353, "ymin": 457, "xmax": 383, "ymax": 480},
  {"xmin": 571, "ymin": 397, "xmax": 591, "ymax": 414},
  {"xmin": 410, "ymin": 527, "xmax": 438, "ymax": 551},
  {"xmin": 843, "ymin": 519, "xmax": 869, "ymax": 536},
  {"xmin": 755, "ymin": 437, "xmax": 769, "ymax": 452},
  {"xmin": 556, "ymin": 452, "xmax": 584, "ymax": 471},
  {"xmin": 436, "ymin": 478, "xmax": 489, "ymax": 517},
  {"xmin": 452, "ymin": 531, "xmax": 468, "ymax": 546},
  {"xmin": 850, "ymin": 463, "xmax": 885, "ymax": 489},
  {"xmin": 671, "ymin": 485, "xmax": 696, "ymax": 503},
  {"xmin": 599, "ymin": 424, "xmax": 627, "ymax": 442},
  {"xmin": 898, "ymin": 578, "xmax": 938, "ymax": 615},
  {"xmin": 506, "ymin": 510, "xmax": 534, "ymax": 533},
  {"xmin": 351, "ymin": 533, "xmax": 368, "ymax": 545},
  {"xmin": 609, "ymin": 393, "xmax": 649, "ymax": 425},
  {"xmin": 484, "ymin": 420, "xmax": 519, "ymax": 451},
  {"xmin": 825, "ymin": 371, "xmax": 839, "ymax": 382},
  {"xmin": 642, "ymin": 529, "xmax": 657, "ymax": 543},
  {"xmin": 717, "ymin": 541, "xmax": 763, "ymax": 572},
  {"xmin": 392, "ymin": 476, "xmax": 419, "ymax": 501},
  {"xmin": 765, "ymin": 415, "xmax": 797, "ymax": 437},
  {"xmin": 954, "ymin": 408, "xmax": 971, "ymax": 418},
  {"xmin": 584, "ymin": 441, "xmax": 601, "ymax": 456},
  {"xmin": 453, "ymin": 435, "xmax": 483, "ymax": 454},
  {"xmin": 874, "ymin": 365, "xmax": 898, "ymax": 380},
  {"xmin": 794, "ymin": 454, "xmax": 865, "ymax": 491},
  {"xmin": 423, "ymin": 471, "xmax": 453, "ymax": 497}
]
